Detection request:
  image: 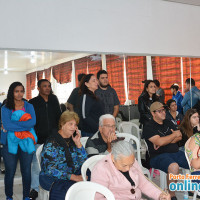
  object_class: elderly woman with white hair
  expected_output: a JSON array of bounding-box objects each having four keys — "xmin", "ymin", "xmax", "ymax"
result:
[{"xmin": 91, "ymin": 140, "xmax": 170, "ymax": 200}]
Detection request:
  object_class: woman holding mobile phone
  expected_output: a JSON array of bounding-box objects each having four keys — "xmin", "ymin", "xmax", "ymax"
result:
[{"xmin": 39, "ymin": 111, "xmax": 87, "ymax": 200}]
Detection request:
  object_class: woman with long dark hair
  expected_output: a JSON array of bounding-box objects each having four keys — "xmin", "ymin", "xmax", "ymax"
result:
[
  {"xmin": 78, "ymin": 74, "xmax": 104, "ymax": 137},
  {"xmin": 138, "ymin": 80, "xmax": 160, "ymax": 127},
  {"xmin": 1, "ymin": 82, "xmax": 36, "ymax": 200},
  {"xmin": 184, "ymin": 110, "xmax": 200, "ymax": 190},
  {"xmin": 179, "ymin": 109, "xmax": 200, "ymax": 147}
]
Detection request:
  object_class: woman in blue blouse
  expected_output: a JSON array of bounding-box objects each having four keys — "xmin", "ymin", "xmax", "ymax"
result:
[
  {"xmin": 39, "ymin": 111, "xmax": 87, "ymax": 200},
  {"xmin": 1, "ymin": 82, "xmax": 36, "ymax": 200}
]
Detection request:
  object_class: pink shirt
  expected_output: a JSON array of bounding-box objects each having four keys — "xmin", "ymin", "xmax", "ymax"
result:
[{"xmin": 91, "ymin": 154, "xmax": 162, "ymax": 200}]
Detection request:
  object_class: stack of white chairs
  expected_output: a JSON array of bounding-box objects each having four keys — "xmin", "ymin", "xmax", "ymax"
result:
[
  {"xmin": 119, "ymin": 121, "xmax": 140, "ymax": 140},
  {"xmin": 118, "ymin": 122, "xmax": 146, "ymax": 157}
]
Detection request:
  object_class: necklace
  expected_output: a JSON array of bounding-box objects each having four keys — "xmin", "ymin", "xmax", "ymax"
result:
[{"xmin": 64, "ymin": 138, "xmax": 70, "ymax": 147}]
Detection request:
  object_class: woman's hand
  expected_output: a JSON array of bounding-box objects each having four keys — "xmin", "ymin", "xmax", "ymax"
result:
[
  {"xmin": 70, "ymin": 174, "xmax": 84, "ymax": 182},
  {"xmin": 72, "ymin": 129, "xmax": 82, "ymax": 148},
  {"xmin": 159, "ymin": 191, "xmax": 171, "ymax": 200}
]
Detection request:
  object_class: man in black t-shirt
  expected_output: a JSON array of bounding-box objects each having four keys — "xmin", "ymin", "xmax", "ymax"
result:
[
  {"xmin": 95, "ymin": 70, "xmax": 120, "ymax": 117},
  {"xmin": 143, "ymin": 102, "xmax": 189, "ymax": 200}
]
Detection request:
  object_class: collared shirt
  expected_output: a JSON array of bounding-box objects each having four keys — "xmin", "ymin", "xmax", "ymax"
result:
[{"xmin": 85, "ymin": 131, "xmax": 109, "ymax": 157}]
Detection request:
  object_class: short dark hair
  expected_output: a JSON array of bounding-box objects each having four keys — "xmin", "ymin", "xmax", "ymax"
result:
[
  {"xmin": 78, "ymin": 73, "xmax": 86, "ymax": 82},
  {"xmin": 166, "ymin": 99, "xmax": 176, "ymax": 108},
  {"xmin": 186, "ymin": 78, "xmax": 195, "ymax": 86},
  {"xmin": 97, "ymin": 70, "xmax": 108, "ymax": 80},
  {"xmin": 37, "ymin": 79, "xmax": 51, "ymax": 87},
  {"xmin": 170, "ymin": 84, "xmax": 179, "ymax": 91},
  {"xmin": 153, "ymin": 79, "xmax": 160, "ymax": 87}
]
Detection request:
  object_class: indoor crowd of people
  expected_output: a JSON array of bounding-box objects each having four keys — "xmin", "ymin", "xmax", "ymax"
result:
[{"xmin": 1, "ymin": 71, "xmax": 200, "ymax": 200}]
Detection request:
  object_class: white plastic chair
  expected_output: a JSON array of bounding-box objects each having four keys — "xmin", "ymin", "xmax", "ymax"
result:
[
  {"xmin": 81, "ymin": 155, "xmax": 105, "ymax": 181},
  {"xmin": 116, "ymin": 133, "xmax": 151, "ymax": 180},
  {"xmin": 80, "ymin": 137, "xmax": 89, "ymax": 148},
  {"xmin": 36, "ymin": 144, "xmax": 50, "ymax": 200},
  {"xmin": 118, "ymin": 122, "xmax": 141, "ymax": 141},
  {"xmin": 185, "ymin": 150, "xmax": 199, "ymax": 200},
  {"xmin": 130, "ymin": 119, "xmax": 140, "ymax": 127},
  {"xmin": 65, "ymin": 181, "xmax": 115, "ymax": 200},
  {"xmin": 115, "ymin": 117, "xmax": 122, "ymax": 131}
]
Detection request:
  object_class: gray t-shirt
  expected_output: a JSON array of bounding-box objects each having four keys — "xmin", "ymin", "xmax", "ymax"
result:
[{"xmin": 95, "ymin": 86, "xmax": 120, "ymax": 114}]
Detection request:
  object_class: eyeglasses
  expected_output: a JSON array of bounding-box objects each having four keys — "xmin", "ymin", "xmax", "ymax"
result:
[
  {"xmin": 103, "ymin": 125, "xmax": 116, "ymax": 129},
  {"xmin": 154, "ymin": 109, "xmax": 166, "ymax": 113}
]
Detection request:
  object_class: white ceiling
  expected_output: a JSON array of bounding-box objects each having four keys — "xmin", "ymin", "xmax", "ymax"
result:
[
  {"xmin": 0, "ymin": 50, "xmax": 91, "ymax": 73},
  {"xmin": 163, "ymin": 0, "xmax": 200, "ymax": 6}
]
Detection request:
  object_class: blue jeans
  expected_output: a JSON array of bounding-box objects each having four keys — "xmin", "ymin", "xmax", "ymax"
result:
[
  {"xmin": 31, "ymin": 144, "xmax": 41, "ymax": 192},
  {"xmin": 150, "ymin": 150, "xmax": 189, "ymax": 173},
  {"xmin": 2, "ymin": 144, "xmax": 33, "ymax": 199}
]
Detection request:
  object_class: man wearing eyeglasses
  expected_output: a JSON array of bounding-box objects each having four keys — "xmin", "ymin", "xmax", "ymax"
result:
[
  {"xmin": 85, "ymin": 114, "xmax": 117, "ymax": 157},
  {"xmin": 143, "ymin": 102, "xmax": 189, "ymax": 200}
]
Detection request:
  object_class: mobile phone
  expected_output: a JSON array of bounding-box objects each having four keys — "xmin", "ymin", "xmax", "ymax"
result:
[{"xmin": 73, "ymin": 131, "xmax": 77, "ymax": 137}]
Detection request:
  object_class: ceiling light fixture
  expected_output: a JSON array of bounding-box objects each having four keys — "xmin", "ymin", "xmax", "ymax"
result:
[
  {"xmin": 30, "ymin": 51, "xmax": 36, "ymax": 63},
  {"xmin": 31, "ymin": 57, "xmax": 35, "ymax": 63},
  {"xmin": 4, "ymin": 70, "xmax": 8, "ymax": 75},
  {"xmin": 4, "ymin": 51, "xmax": 8, "ymax": 69}
]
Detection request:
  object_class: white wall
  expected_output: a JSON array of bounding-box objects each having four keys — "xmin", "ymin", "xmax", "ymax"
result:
[
  {"xmin": 0, "ymin": 71, "xmax": 26, "ymax": 103},
  {"xmin": 0, "ymin": 0, "xmax": 200, "ymax": 57}
]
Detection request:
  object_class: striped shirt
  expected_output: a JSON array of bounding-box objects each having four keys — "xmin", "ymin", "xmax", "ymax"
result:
[{"xmin": 85, "ymin": 131, "xmax": 109, "ymax": 157}]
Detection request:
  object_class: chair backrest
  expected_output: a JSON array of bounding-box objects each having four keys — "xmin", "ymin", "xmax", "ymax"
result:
[
  {"xmin": 65, "ymin": 181, "xmax": 115, "ymax": 200},
  {"xmin": 115, "ymin": 117, "xmax": 122, "ymax": 130},
  {"xmin": 36, "ymin": 144, "xmax": 44, "ymax": 171},
  {"xmin": 185, "ymin": 149, "xmax": 192, "ymax": 171},
  {"xmin": 116, "ymin": 133, "xmax": 142, "ymax": 166},
  {"xmin": 81, "ymin": 155, "xmax": 105, "ymax": 181},
  {"xmin": 80, "ymin": 137, "xmax": 89, "ymax": 148},
  {"xmin": 118, "ymin": 122, "xmax": 140, "ymax": 140},
  {"xmin": 130, "ymin": 119, "xmax": 140, "ymax": 127}
]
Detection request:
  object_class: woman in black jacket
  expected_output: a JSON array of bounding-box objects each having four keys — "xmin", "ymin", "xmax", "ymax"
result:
[
  {"xmin": 78, "ymin": 74, "xmax": 104, "ymax": 137},
  {"xmin": 138, "ymin": 80, "xmax": 160, "ymax": 127}
]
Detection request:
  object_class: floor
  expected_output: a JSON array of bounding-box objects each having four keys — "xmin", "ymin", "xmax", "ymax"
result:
[{"xmin": 0, "ymin": 159, "xmax": 186, "ymax": 200}]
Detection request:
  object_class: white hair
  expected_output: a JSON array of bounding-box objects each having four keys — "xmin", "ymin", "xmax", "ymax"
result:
[
  {"xmin": 99, "ymin": 114, "xmax": 115, "ymax": 127},
  {"xmin": 111, "ymin": 140, "xmax": 135, "ymax": 160}
]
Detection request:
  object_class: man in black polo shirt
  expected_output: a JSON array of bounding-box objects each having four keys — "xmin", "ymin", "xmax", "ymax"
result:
[
  {"xmin": 85, "ymin": 114, "xmax": 117, "ymax": 157},
  {"xmin": 143, "ymin": 102, "xmax": 188, "ymax": 200},
  {"xmin": 29, "ymin": 79, "xmax": 61, "ymax": 200}
]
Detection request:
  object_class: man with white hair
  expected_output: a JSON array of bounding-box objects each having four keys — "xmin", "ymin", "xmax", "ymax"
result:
[
  {"xmin": 85, "ymin": 114, "xmax": 117, "ymax": 157},
  {"xmin": 91, "ymin": 140, "xmax": 171, "ymax": 200}
]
